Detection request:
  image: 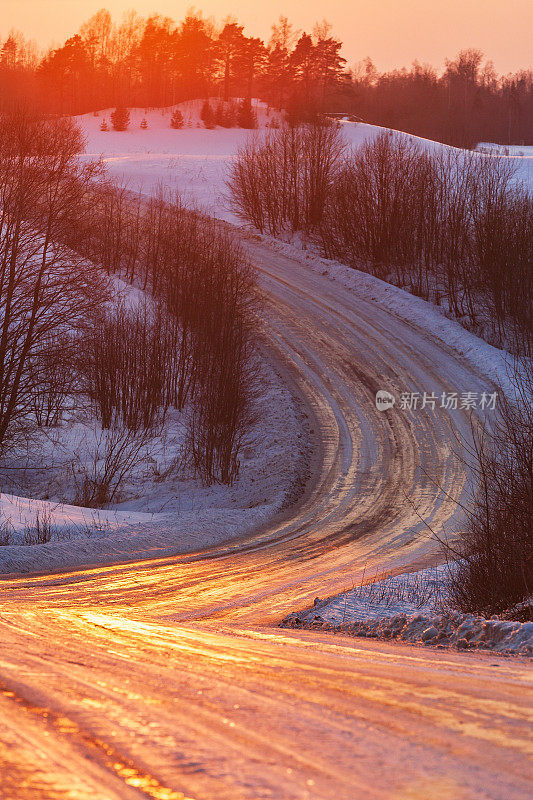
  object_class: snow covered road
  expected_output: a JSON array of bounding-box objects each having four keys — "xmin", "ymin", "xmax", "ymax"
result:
[{"xmin": 0, "ymin": 235, "xmax": 531, "ymax": 799}]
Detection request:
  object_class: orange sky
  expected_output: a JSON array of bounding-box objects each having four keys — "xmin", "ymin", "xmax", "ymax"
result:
[{"xmin": 2, "ymin": 0, "xmax": 532, "ymax": 73}]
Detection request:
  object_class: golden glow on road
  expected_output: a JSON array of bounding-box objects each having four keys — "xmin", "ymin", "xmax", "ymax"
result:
[
  {"xmin": 0, "ymin": 235, "xmax": 531, "ymax": 798},
  {"xmin": 110, "ymin": 760, "xmax": 196, "ymax": 800}
]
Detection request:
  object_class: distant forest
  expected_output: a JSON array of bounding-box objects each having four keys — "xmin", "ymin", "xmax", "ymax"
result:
[{"xmin": 1, "ymin": 9, "xmax": 532, "ymax": 148}]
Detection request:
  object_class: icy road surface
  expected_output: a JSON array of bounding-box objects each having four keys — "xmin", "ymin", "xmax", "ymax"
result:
[{"xmin": 0, "ymin": 235, "xmax": 531, "ymax": 799}]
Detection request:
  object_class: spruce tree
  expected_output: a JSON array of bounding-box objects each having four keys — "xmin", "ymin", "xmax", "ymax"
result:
[
  {"xmin": 238, "ymin": 99, "xmax": 257, "ymax": 129},
  {"xmin": 170, "ymin": 108, "xmax": 184, "ymax": 129},
  {"xmin": 110, "ymin": 107, "xmax": 130, "ymax": 131},
  {"xmin": 200, "ymin": 100, "xmax": 215, "ymax": 129}
]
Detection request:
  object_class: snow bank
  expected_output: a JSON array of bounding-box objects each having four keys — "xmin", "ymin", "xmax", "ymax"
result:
[
  {"xmin": 285, "ymin": 566, "xmax": 450, "ymax": 624},
  {"xmin": 281, "ymin": 611, "xmax": 533, "ymax": 657},
  {"xmin": 0, "ymin": 493, "xmax": 152, "ymax": 537},
  {"xmin": 281, "ymin": 567, "xmax": 533, "ymax": 656}
]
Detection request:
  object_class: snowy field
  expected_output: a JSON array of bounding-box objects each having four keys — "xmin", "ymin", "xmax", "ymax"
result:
[
  {"xmin": 477, "ymin": 142, "xmax": 533, "ymax": 158},
  {"xmin": 79, "ymin": 100, "xmax": 283, "ymax": 219},
  {"xmin": 77, "ymin": 101, "xmax": 533, "ymax": 222}
]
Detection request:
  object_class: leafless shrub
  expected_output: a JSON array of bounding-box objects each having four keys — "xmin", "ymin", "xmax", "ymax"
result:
[
  {"xmin": 81, "ymin": 299, "xmax": 180, "ymax": 431},
  {"xmin": 188, "ymin": 316, "xmax": 259, "ymax": 485},
  {"xmin": 228, "ymin": 120, "xmax": 346, "ymax": 234},
  {"xmin": 448, "ymin": 358, "xmax": 533, "ymax": 616},
  {"xmin": 22, "ymin": 508, "xmax": 55, "ymax": 545},
  {"xmin": 318, "ymin": 132, "xmax": 532, "ymax": 350},
  {"xmin": 470, "ymin": 170, "xmax": 533, "ymax": 353},
  {"xmin": 231, "ymin": 125, "xmax": 532, "ymax": 349},
  {"xmin": 74, "ymin": 181, "xmax": 143, "ymax": 279},
  {"xmin": 73, "ymin": 426, "xmax": 154, "ymax": 508},
  {"xmin": 75, "ymin": 185, "xmax": 260, "ymax": 485},
  {"xmin": 347, "ymin": 566, "xmax": 446, "ymax": 613},
  {"xmin": 79, "ymin": 182, "xmax": 260, "ymax": 482},
  {"xmin": 320, "ymin": 132, "xmax": 437, "ymax": 287},
  {"xmin": 184, "ymin": 228, "xmax": 259, "ymax": 484},
  {"xmin": 0, "ymin": 516, "xmax": 14, "ymax": 546}
]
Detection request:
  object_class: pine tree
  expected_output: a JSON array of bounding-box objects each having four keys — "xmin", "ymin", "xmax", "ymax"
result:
[
  {"xmin": 110, "ymin": 107, "xmax": 130, "ymax": 131},
  {"xmin": 170, "ymin": 108, "xmax": 184, "ymax": 129},
  {"xmin": 215, "ymin": 102, "xmax": 225, "ymax": 127},
  {"xmin": 215, "ymin": 101, "xmax": 237, "ymax": 128},
  {"xmin": 217, "ymin": 22, "xmax": 245, "ymax": 101},
  {"xmin": 140, "ymin": 117, "xmax": 148, "ymax": 129},
  {"xmin": 100, "ymin": 119, "xmax": 109, "ymax": 131},
  {"xmin": 237, "ymin": 99, "xmax": 257, "ymax": 129},
  {"xmin": 225, "ymin": 101, "xmax": 238, "ymax": 127},
  {"xmin": 200, "ymin": 99, "xmax": 215, "ymax": 129}
]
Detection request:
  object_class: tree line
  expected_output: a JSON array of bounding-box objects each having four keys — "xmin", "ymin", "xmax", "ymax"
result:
[
  {"xmin": 0, "ymin": 11, "xmax": 344, "ymax": 119},
  {"xmin": 229, "ymin": 122, "xmax": 532, "ymax": 354},
  {"xmin": 348, "ymin": 51, "xmax": 533, "ymax": 148},
  {"xmin": 1, "ymin": 11, "xmax": 532, "ymax": 145}
]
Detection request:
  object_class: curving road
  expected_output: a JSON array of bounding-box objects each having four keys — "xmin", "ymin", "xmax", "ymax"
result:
[{"xmin": 1, "ymin": 236, "xmax": 531, "ymax": 799}]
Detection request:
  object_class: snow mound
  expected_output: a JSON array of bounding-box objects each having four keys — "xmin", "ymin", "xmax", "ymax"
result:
[
  {"xmin": 281, "ymin": 610, "xmax": 533, "ymax": 657},
  {"xmin": 281, "ymin": 566, "xmax": 533, "ymax": 656}
]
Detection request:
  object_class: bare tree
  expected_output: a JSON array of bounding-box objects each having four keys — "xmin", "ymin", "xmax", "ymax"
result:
[
  {"xmin": 0, "ymin": 109, "xmax": 107, "ymax": 454},
  {"xmin": 228, "ymin": 120, "xmax": 345, "ymax": 234},
  {"xmin": 81, "ymin": 298, "xmax": 181, "ymax": 431}
]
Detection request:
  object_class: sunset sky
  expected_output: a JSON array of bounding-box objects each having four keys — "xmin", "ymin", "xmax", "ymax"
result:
[{"xmin": 3, "ymin": 0, "xmax": 532, "ymax": 73}]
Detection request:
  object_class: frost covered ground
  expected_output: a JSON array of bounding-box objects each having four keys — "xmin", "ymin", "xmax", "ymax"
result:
[{"xmin": 281, "ymin": 566, "xmax": 533, "ymax": 657}]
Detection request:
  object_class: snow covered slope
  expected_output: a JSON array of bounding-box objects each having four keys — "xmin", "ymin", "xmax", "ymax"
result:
[
  {"xmin": 281, "ymin": 564, "xmax": 533, "ymax": 656},
  {"xmin": 0, "ymin": 354, "xmax": 311, "ymax": 575},
  {"xmin": 77, "ymin": 105, "xmax": 532, "ymax": 222},
  {"xmin": 79, "ymin": 100, "xmax": 282, "ymax": 217}
]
